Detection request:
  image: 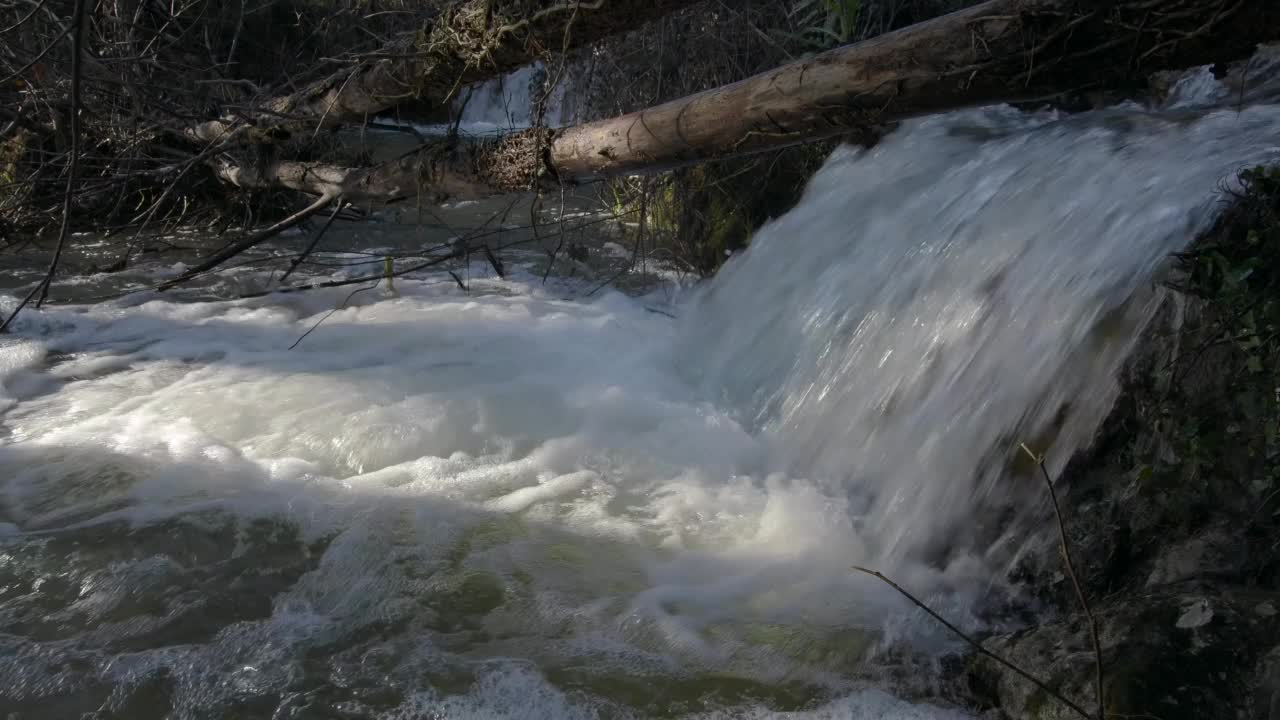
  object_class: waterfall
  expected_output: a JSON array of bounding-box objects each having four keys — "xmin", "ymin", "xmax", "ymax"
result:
[
  {"xmin": 446, "ymin": 62, "xmax": 577, "ymax": 134},
  {"xmin": 675, "ymin": 67, "xmax": 1280, "ymax": 595},
  {"xmin": 0, "ymin": 63, "xmax": 1278, "ymax": 719}
]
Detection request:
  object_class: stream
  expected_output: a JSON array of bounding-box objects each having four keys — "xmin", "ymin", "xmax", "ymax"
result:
[{"xmin": 1, "ymin": 63, "xmax": 1279, "ymax": 718}]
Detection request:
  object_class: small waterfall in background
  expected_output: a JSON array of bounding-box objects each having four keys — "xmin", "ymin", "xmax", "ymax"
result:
[
  {"xmin": 369, "ymin": 61, "xmax": 578, "ymax": 139},
  {"xmin": 451, "ymin": 62, "xmax": 577, "ymax": 134}
]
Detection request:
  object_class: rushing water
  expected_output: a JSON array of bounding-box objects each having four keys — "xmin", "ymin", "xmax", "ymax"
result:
[{"xmin": 2, "ymin": 65, "xmax": 1280, "ymax": 718}]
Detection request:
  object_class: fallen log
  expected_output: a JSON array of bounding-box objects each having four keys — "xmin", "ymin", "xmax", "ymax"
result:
[
  {"xmin": 209, "ymin": 129, "xmax": 553, "ymax": 203},
  {"xmin": 160, "ymin": 131, "xmax": 553, "ymax": 287},
  {"xmin": 550, "ymin": 0, "xmax": 1280, "ymax": 178},
  {"xmin": 215, "ymin": 0, "xmax": 1280, "ymax": 199},
  {"xmin": 188, "ymin": 0, "xmax": 688, "ymax": 144},
  {"xmin": 174, "ymin": 0, "xmax": 1280, "ymax": 288}
]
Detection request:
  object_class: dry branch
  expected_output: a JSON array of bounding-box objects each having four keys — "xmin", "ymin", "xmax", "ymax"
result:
[
  {"xmin": 171, "ymin": 0, "xmax": 1279, "ymax": 287},
  {"xmin": 209, "ymin": 128, "xmax": 555, "ymax": 203},
  {"xmin": 1021, "ymin": 444, "xmax": 1105, "ymax": 720},
  {"xmin": 211, "ymin": 0, "xmax": 1280, "ymax": 202},
  {"xmin": 550, "ymin": 0, "xmax": 1280, "ymax": 178},
  {"xmin": 187, "ymin": 0, "xmax": 688, "ymax": 144},
  {"xmin": 158, "ymin": 192, "xmax": 339, "ymax": 289},
  {"xmin": 281, "ymin": 201, "xmax": 345, "ymax": 283},
  {"xmin": 0, "ymin": 0, "xmax": 86, "ymax": 332},
  {"xmin": 851, "ymin": 565, "xmax": 1092, "ymax": 720}
]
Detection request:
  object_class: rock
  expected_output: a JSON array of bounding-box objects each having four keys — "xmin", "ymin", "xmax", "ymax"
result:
[
  {"xmin": 953, "ymin": 163, "xmax": 1280, "ymax": 720},
  {"xmin": 1252, "ymin": 646, "xmax": 1280, "ymax": 720},
  {"xmin": 971, "ymin": 589, "xmax": 1280, "ymax": 720},
  {"xmin": 1175, "ymin": 598, "xmax": 1214, "ymax": 629},
  {"xmin": 1146, "ymin": 530, "xmax": 1246, "ymax": 588}
]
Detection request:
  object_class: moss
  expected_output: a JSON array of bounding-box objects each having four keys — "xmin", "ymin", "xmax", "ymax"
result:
[
  {"xmin": 1052, "ymin": 164, "xmax": 1280, "ymax": 598},
  {"xmin": 610, "ymin": 144, "xmax": 830, "ymax": 277},
  {"xmin": 1159, "ymin": 165, "xmax": 1280, "ymax": 513}
]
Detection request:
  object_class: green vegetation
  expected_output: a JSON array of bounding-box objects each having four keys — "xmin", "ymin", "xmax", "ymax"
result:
[
  {"xmin": 976, "ymin": 166, "xmax": 1280, "ymax": 720},
  {"xmin": 1161, "ymin": 166, "xmax": 1280, "ymax": 502},
  {"xmin": 604, "ymin": 146, "xmax": 832, "ymax": 277},
  {"xmin": 782, "ymin": 0, "xmax": 864, "ymax": 48}
]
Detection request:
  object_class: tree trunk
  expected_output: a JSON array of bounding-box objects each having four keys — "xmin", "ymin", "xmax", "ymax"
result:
[
  {"xmin": 158, "ymin": 130, "xmax": 551, "ymax": 285},
  {"xmin": 210, "ymin": 129, "xmax": 554, "ymax": 203},
  {"xmin": 218, "ymin": 0, "xmax": 1280, "ymax": 202},
  {"xmin": 168, "ymin": 0, "xmax": 1278, "ymax": 289},
  {"xmin": 188, "ymin": 0, "xmax": 688, "ymax": 144},
  {"xmin": 550, "ymin": 0, "xmax": 1280, "ymax": 178}
]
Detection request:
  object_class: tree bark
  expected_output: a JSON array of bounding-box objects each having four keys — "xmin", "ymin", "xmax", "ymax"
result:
[
  {"xmin": 550, "ymin": 0, "xmax": 1280, "ymax": 178},
  {"xmin": 214, "ymin": 0, "xmax": 1280, "ymax": 200},
  {"xmin": 188, "ymin": 0, "xmax": 688, "ymax": 144},
  {"xmin": 210, "ymin": 129, "xmax": 553, "ymax": 203}
]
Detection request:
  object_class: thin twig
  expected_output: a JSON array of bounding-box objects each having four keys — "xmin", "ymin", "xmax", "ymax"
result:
[
  {"xmin": 587, "ymin": 177, "xmax": 649, "ymax": 296},
  {"xmin": 1021, "ymin": 443, "xmax": 1106, "ymax": 720},
  {"xmin": 158, "ymin": 192, "xmax": 337, "ymax": 290},
  {"xmin": 851, "ymin": 565, "xmax": 1092, "ymax": 720},
  {"xmin": 288, "ymin": 281, "xmax": 379, "ymax": 350},
  {"xmin": 280, "ymin": 198, "xmax": 344, "ymax": 283},
  {"xmin": 482, "ymin": 244, "xmax": 505, "ymax": 278},
  {"xmin": 540, "ymin": 188, "xmax": 568, "ymax": 284},
  {"xmin": 0, "ymin": 0, "xmax": 85, "ymax": 331}
]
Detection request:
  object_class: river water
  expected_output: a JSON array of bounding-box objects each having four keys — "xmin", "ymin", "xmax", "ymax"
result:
[{"xmin": 1, "ymin": 64, "xmax": 1279, "ymax": 718}]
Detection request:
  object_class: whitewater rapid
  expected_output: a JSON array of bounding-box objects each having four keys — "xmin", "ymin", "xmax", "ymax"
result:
[{"xmin": 1, "ymin": 63, "xmax": 1279, "ymax": 718}]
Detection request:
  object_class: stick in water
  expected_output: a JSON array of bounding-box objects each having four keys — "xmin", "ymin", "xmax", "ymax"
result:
[
  {"xmin": 850, "ymin": 565, "xmax": 1092, "ymax": 720},
  {"xmin": 1021, "ymin": 443, "xmax": 1106, "ymax": 720}
]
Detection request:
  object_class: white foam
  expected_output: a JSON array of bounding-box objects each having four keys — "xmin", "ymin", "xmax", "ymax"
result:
[
  {"xmin": 489, "ymin": 470, "xmax": 597, "ymax": 513},
  {"xmin": 2, "ymin": 73, "xmax": 1278, "ymax": 717},
  {"xmin": 384, "ymin": 664, "xmax": 972, "ymax": 719},
  {"xmin": 678, "ymin": 96, "xmax": 1280, "ymax": 593},
  {"xmin": 0, "ymin": 270, "xmax": 953, "ymax": 714},
  {"xmin": 0, "ymin": 337, "xmax": 47, "ymax": 411}
]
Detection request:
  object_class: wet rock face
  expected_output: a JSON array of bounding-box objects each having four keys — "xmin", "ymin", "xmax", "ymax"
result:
[
  {"xmin": 1254, "ymin": 646, "xmax": 1280, "ymax": 720},
  {"xmin": 971, "ymin": 319, "xmax": 1276, "ymax": 717},
  {"xmin": 1031, "ymin": 293, "xmax": 1272, "ymax": 606},
  {"xmin": 1145, "ymin": 529, "xmax": 1247, "ymax": 588},
  {"xmin": 957, "ymin": 162, "xmax": 1280, "ymax": 719},
  {"xmin": 972, "ymin": 590, "xmax": 1280, "ymax": 720}
]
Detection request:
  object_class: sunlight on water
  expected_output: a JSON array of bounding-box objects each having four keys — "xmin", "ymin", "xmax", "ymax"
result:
[
  {"xmin": 678, "ymin": 72, "xmax": 1280, "ymax": 594},
  {"xmin": 0, "ymin": 65, "xmax": 1278, "ymax": 718}
]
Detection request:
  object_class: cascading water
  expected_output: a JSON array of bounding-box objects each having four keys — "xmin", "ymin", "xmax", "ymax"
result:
[
  {"xmin": 382, "ymin": 63, "xmax": 577, "ymax": 137},
  {"xmin": 677, "ymin": 67, "xmax": 1280, "ymax": 595},
  {"xmin": 453, "ymin": 62, "xmax": 577, "ymax": 132},
  {"xmin": 1, "ymin": 64, "xmax": 1279, "ymax": 718}
]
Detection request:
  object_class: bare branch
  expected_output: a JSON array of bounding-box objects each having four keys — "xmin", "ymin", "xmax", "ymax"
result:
[
  {"xmin": 1021, "ymin": 443, "xmax": 1106, "ymax": 720},
  {"xmin": 186, "ymin": 0, "xmax": 689, "ymax": 144},
  {"xmin": 0, "ymin": 0, "xmax": 85, "ymax": 330},
  {"xmin": 851, "ymin": 565, "xmax": 1093, "ymax": 720}
]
